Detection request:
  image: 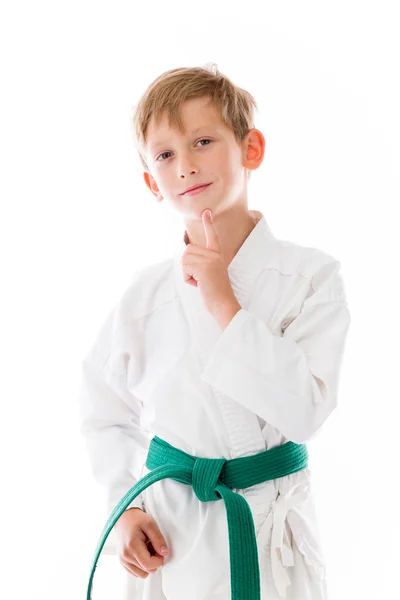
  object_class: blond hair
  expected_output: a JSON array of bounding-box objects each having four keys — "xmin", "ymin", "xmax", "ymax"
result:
[{"xmin": 130, "ymin": 63, "xmax": 258, "ymax": 178}]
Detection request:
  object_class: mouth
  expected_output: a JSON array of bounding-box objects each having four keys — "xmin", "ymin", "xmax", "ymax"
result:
[{"xmin": 181, "ymin": 183, "xmax": 212, "ymax": 196}]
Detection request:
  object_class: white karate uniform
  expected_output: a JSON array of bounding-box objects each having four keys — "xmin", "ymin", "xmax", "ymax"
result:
[{"xmin": 79, "ymin": 210, "xmax": 351, "ymax": 600}]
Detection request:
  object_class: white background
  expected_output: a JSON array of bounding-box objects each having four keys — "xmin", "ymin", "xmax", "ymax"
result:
[{"xmin": 1, "ymin": 1, "xmax": 398, "ymax": 598}]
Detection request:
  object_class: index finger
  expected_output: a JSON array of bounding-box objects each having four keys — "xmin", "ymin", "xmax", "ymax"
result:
[{"xmin": 202, "ymin": 209, "xmax": 219, "ymax": 252}]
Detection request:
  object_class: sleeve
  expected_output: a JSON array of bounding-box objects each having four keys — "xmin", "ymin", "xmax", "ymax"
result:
[
  {"xmin": 78, "ymin": 304, "xmax": 150, "ymax": 554},
  {"xmin": 201, "ymin": 258, "xmax": 351, "ymax": 444}
]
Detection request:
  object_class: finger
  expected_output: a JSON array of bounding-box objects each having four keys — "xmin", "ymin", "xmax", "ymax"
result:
[
  {"xmin": 135, "ymin": 539, "xmax": 165, "ymax": 571},
  {"xmin": 184, "ymin": 276, "xmax": 198, "ymax": 287},
  {"xmin": 119, "ymin": 555, "xmax": 155, "ymax": 579},
  {"xmin": 182, "ymin": 264, "xmax": 198, "ymax": 283},
  {"xmin": 183, "ymin": 272, "xmax": 198, "ymax": 286},
  {"xmin": 121, "ymin": 542, "xmax": 161, "ymax": 574},
  {"xmin": 144, "ymin": 524, "xmax": 170, "ymax": 560},
  {"xmin": 145, "ymin": 538, "xmax": 165, "ymax": 560},
  {"xmin": 183, "ymin": 243, "xmax": 220, "ymax": 258},
  {"xmin": 182, "ymin": 256, "xmax": 213, "ymax": 266},
  {"xmin": 182, "ymin": 245, "xmax": 208, "ymax": 258},
  {"xmin": 202, "ymin": 209, "xmax": 219, "ymax": 252}
]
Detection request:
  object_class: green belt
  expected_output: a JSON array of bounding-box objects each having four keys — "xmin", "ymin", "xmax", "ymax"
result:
[{"xmin": 86, "ymin": 435, "xmax": 308, "ymax": 600}]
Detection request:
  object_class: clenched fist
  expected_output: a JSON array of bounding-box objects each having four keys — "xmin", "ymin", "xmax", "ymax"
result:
[{"xmin": 115, "ymin": 508, "xmax": 169, "ymax": 580}]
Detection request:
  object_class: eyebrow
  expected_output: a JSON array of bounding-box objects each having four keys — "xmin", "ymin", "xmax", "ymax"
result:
[{"xmin": 149, "ymin": 125, "xmax": 215, "ymax": 150}]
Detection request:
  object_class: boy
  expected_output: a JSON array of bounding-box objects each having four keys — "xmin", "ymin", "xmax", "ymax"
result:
[{"xmin": 79, "ymin": 64, "xmax": 351, "ymax": 600}]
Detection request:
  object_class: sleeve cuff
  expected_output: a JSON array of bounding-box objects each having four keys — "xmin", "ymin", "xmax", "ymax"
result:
[{"xmin": 201, "ymin": 308, "xmax": 252, "ymax": 383}]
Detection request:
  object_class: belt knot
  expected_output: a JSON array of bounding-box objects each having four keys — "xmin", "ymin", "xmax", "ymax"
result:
[{"xmin": 192, "ymin": 456, "xmax": 227, "ymax": 502}]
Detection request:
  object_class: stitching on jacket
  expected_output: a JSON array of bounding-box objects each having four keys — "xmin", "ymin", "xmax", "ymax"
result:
[
  {"xmin": 112, "ymin": 294, "xmax": 180, "ymax": 349},
  {"xmin": 262, "ymin": 266, "xmax": 310, "ymax": 280}
]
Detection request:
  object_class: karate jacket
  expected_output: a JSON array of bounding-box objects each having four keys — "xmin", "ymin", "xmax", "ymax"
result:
[{"xmin": 78, "ymin": 210, "xmax": 351, "ymax": 599}]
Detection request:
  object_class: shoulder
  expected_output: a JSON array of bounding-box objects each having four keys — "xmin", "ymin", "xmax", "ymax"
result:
[
  {"xmin": 84, "ymin": 257, "xmax": 177, "ymax": 366},
  {"xmin": 270, "ymin": 237, "xmax": 347, "ymax": 304},
  {"xmin": 117, "ymin": 257, "xmax": 178, "ymax": 327},
  {"xmin": 271, "ymin": 236, "xmax": 342, "ymax": 277}
]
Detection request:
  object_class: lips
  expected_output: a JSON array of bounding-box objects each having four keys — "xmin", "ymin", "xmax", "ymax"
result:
[{"xmin": 181, "ymin": 183, "xmax": 211, "ymax": 195}]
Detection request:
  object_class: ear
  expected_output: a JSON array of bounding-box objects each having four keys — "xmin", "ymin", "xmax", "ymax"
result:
[
  {"xmin": 242, "ymin": 128, "xmax": 265, "ymax": 173},
  {"xmin": 143, "ymin": 171, "xmax": 163, "ymax": 201}
]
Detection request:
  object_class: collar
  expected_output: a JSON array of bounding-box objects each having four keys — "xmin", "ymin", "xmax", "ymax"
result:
[{"xmin": 172, "ymin": 210, "xmax": 277, "ymax": 304}]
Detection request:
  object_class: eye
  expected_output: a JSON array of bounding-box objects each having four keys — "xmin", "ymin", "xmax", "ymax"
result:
[
  {"xmin": 157, "ymin": 151, "xmax": 172, "ymax": 162},
  {"xmin": 197, "ymin": 138, "xmax": 212, "ymax": 147},
  {"xmin": 156, "ymin": 139, "xmax": 213, "ymax": 162}
]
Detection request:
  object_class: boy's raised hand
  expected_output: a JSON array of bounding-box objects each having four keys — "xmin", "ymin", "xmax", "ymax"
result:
[
  {"xmin": 181, "ymin": 209, "xmax": 241, "ymax": 327},
  {"xmin": 115, "ymin": 508, "xmax": 169, "ymax": 580}
]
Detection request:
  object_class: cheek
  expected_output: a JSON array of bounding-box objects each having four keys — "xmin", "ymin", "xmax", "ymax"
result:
[
  {"xmin": 156, "ymin": 169, "xmax": 174, "ymax": 190},
  {"xmin": 205, "ymin": 150, "xmax": 230, "ymax": 175}
]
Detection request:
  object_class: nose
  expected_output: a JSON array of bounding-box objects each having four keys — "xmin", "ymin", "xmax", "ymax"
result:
[{"xmin": 178, "ymin": 153, "xmax": 198, "ymax": 179}]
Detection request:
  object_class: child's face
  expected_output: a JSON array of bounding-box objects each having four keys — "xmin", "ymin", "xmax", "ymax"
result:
[{"xmin": 143, "ymin": 96, "xmax": 259, "ymax": 219}]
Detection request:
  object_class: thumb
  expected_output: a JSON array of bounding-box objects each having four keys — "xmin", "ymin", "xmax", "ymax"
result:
[{"xmin": 146, "ymin": 523, "xmax": 169, "ymax": 555}]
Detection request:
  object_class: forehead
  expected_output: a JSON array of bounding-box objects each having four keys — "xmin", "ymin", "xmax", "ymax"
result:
[{"xmin": 146, "ymin": 97, "xmax": 226, "ymax": 149}]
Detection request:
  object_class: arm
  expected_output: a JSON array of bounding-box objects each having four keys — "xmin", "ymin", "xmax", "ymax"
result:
[
  {"xmin": 201, "ymin": 259, "xmax": 351, "ymax": 444},
  {"xmin": 78, "ymin": 305, "xmax": 149, "ymax": 553}
]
